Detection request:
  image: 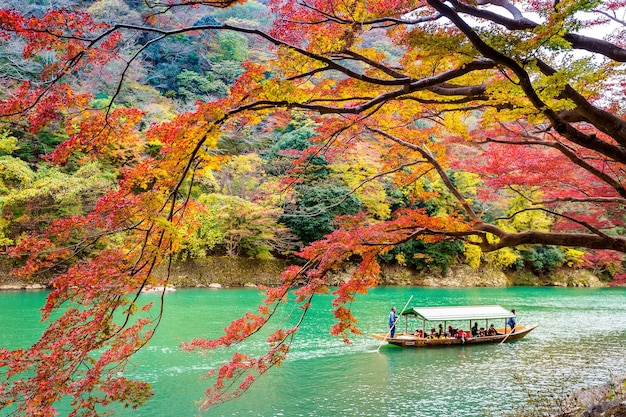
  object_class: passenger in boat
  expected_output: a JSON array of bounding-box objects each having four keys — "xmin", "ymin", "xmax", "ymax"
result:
[
  {"xmin": 447, "ymin": 325, "xmax": 456, "ymax": 338},
  {"xmin": 414, "ymin": 329, "xmax": 424, "ymax": 338},
  {"xmin": 437, "ymin": 323, "xmax": 443, "ymax": 338},
  {"xmin": 487, "ymin": 324, "xmax": 497, "ymax": 336},
  {"xmin": 507, "ymin": 309, "xmax": 517, "ymax": 333},
  {"xmin": 428, "ymin": 328, "xmax": 437, "ymax": 339},
  {"xmin": 457, "ymin": 329, "xmax": 466, "ymax": 342},
  {"xmin": 471, "ymin": 322, "xmax": 478, "ymax": 337},
  {"xmin": 388, "ymin": 306, "xmax": 398, "ymax": 337},
  {"xmin": 479, "ymin": 327, "xmax": 486, "ymax": 337}
]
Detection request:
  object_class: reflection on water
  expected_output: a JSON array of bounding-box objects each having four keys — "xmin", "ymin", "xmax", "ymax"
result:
[{"xmin": 1, "ymin": 287, "xmax": 625, "ymax": 416}]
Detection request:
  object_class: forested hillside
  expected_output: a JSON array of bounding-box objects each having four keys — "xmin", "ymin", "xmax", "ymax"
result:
[
  {"xmin": 1, "ymin": 0, "xmax": 622, "ymax": 281},
  {"xmin": 2, "ymin": 0, "xmax": 626, "ymax": 414}
]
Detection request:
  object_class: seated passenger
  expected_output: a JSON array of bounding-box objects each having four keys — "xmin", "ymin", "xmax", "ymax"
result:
[
  {"xmin": 447, "ymin": 325, "xmax": 457, "ymax": 338},
  {"xmin": 428, "ymin": 328, "xmax": 437, "ymax": 338},
  {"xmin": 457, "ymin": 329, "xmax": 466, "ymax": 342},
  {"xmin": 487, "ymin": 324, "xmax": 497, "ymax": 336},
  {"xmin": 479, "ymin": 327, "xmax": 486, "ymax": 337},
  {"xmin": 414, "ymin": 329, "xmax": 424, "ymax": 338}
]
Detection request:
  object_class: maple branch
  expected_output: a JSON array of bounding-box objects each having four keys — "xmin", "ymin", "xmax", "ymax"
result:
[
  {"xmin": 534, "ymin": 58, "xmax": 626, "ymax": 148},
  {"xmin": 295, "ymin": 1, "xmax": 441, "ymax": 27},
  {"xmin": 557, "ymin": 109, "xmax": 590, "ymax": 123},
  {"xmin": 561, "ymin": 33, "xmax": 626, "ymax": 62},
  {"xmin": 449, "ymin": 0, "xmax": 626, "ymax": 61},
  {"xmin": 333, "ymin": 50, "xmax": 407, "ymax": 79},
  {"xmin": 357, "ymin": 226, "xmax": 478, "ymax": 247},
  {"xmin": 593, "ymin": 10, "xmax": 626, "ymax": 27},
  {"xmin": 366, "ymin": 127, "xmax": 480, "ymax": 222},
  {"xmin": 143, "ymin": 0, "xmax": 238, "ymax": 12},
  {"xmin": 535, "ymin": 196, "xmax": 626, "ymax": 205},
  {"xmin": 475, "ymin": 222, "xmax": 626, "ymax": 252},
  {"xmin": 363, "ymin": 127, "xmax": 626, "ymax": 253},
  {"xmin": 183, "ymin": 262, "xmax": 331, "ymax": 408},
  {"xmin": 483, "ymin": 136, "xmax": 626, "ymax": 199},
  {"xmin": 426, "ymin": 82, "xmax": 487, "ymax": 97},
  {"xmin": 363, "ymin": 14, "xmax": 443, "ymax": 28},
  {"xmin": 450, "ymin": 0, "xmax": 535, "ymax": 29},
  {"xmin": 401, "ymin": 96, "xmax": 488, "ymax": 106},
  {"xmin": 427, "ymin": 0, "xmax": 626, "ymax": 165},
  {"xmin": 285, "ymin": 65, "xmax": 333, "ymax": 81},
  {"xmin": 104, "ymin": 32, "xmax": 167, "ymax": 119},
  {"xmin": 226, "ymin": 59, "xmax": 496, "ymax": 118},
  {"xmin": 494, "ymin": 206, "xmax": 613, "ymax": 240},
  {"xmin": 307, "ymin": 96, "xmax": 376, "ymax": 103},
  {"xmin": 164, "ymin": 127, "xmax": 216, "ymax": 217},
  {"xmin": 476, "ymin": 0, "xmax": 526, "ymax": 21}
]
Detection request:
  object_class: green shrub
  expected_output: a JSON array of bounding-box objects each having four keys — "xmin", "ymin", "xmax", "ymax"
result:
[{"xmin": 521, "ymin": 246, "xmax": 565, "ymax": 274}]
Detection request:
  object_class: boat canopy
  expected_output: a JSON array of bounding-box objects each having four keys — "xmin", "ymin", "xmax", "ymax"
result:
[{"xmin": 401, "ymin": 305, "xmax": 514, "ymax": 321}]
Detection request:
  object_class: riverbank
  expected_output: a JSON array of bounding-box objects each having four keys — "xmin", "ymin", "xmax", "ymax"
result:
[
  {"xmin": 0, "ymin": 256, "xmax": 606, "ymax": 290},
  {"xmin": 163, "ymin": 257, "xmax": 605, "ymax": 287},
  {"xmin": 557, "ymin": 374, "xmax": 626, "ymax": 417},
  {"xmin": 154, "ymin": 258, "xmax": 604, "ymax": 288}
]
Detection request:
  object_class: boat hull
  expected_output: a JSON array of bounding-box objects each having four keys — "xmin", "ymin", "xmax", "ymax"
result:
[{"xmin": 372, "ymin": 324, "xmax": 537, "ymax": 347}]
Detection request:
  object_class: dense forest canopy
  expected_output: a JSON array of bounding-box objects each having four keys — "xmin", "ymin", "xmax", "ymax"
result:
[{"xmin": 1, "ymin": 0, "xmax": 626, "ymax": 414}]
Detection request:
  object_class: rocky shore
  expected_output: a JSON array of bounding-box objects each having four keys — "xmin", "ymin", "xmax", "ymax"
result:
[
  {"xmin": 557, "ymin": 374, "xmax": 626, "ymax": 417},
  {"xmin": 0, "ymin": 257, "xmax": 607, "ymax": 290},
  {"xmin": 155, "ymin": 258, "xmax": 605, "ymax": 289}
]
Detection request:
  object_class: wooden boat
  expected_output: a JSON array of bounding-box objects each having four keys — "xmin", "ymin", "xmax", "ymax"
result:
[{"xmin": 372, "ymin": 305, "xmax": 537, "ymax": 348}]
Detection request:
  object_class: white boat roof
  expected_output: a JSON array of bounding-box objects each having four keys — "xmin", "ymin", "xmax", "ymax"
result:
[{"xmin": 403, "ymin": 305, "xmax": 515, "ymax": 321}]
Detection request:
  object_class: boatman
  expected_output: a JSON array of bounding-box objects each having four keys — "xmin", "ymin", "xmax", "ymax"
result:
[
  {"xmin": 507, "ymin": 309, "xmax": 517, "ymax": 333},
  {"xmin": 388, "ymin": 306, "xmax": 398, "ymax": 338}
]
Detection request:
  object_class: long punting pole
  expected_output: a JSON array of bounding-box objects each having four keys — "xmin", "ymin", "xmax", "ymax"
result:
[{"xmin": 377, "ymin": 295, "xmax": 414, "ymax": 352}]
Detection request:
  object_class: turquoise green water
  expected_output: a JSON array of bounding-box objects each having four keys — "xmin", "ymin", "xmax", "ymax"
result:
[{"xmin": 2, "ymin": 286, "xmax": 626, "ymax": 416}]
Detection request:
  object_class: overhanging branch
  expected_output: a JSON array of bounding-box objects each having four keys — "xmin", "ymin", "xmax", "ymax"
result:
[{"xmin": 476, "ymin": 222, "xmax": 626, "ymax": 252}]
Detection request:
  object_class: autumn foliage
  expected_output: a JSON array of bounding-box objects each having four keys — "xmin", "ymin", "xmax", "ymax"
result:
[{"xmin": 1, "ymin": 0, "xmax": 626, "ymax": 414}]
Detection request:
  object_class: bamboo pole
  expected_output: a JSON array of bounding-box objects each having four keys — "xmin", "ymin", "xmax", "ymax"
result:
[{"xmin": 377, "ymin": 295, "xmax": 413, "ymax": 352}]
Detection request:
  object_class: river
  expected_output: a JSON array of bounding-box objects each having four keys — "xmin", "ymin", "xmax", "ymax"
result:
[{"xmin": 1, "ymin": 286, "xmax": 625, "ymax": 416}]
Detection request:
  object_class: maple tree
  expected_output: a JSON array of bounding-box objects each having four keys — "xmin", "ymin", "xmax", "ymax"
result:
[{"xmin": 1, "ymin": 0, "xmax": 626, "ymax": 415}]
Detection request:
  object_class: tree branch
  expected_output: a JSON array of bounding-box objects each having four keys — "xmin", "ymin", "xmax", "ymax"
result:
[
  {"xmin": 476, "ymin": 222, "xmax": 626, "ymax": 252},
  {"xmin": 448, "ymin": 0, "xmax": 626, "ymax": 61},
  {"xmin": 366, "ymin": 126, "xmax": 480, "ymax": 221},
  {"xmin": 483, "ymin": 136, "xmax": 626, "ymax": 199},
  {"xmin": 534, "ymin": 58, "xmax": 626, "ymax": 148},
  {"xmin": 426, "ymin": 0, "xmax": 626, "ymax": 164}
]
